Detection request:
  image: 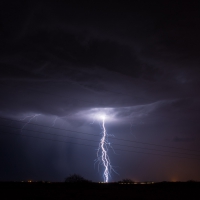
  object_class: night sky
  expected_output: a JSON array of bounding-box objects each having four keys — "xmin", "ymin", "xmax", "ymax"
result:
[{"xmin": 0, "ymin": 1, "xmax": 200, "ymax": 182}]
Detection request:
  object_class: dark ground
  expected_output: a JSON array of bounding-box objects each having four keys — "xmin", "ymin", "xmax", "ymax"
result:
[{"xmin": 0, "ymin": 182, "xmax": 199, "ymax": 200}]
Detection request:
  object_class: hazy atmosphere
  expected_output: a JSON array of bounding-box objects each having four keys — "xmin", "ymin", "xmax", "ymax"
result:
[{"xmin": 0, "ymin": 1, "xmax": 200, "ymax": 182}]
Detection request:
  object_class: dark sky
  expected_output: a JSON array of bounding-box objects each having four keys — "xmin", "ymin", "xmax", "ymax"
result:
[{"xmin": 0, "ymin": 1, "xmax": 200, "ymax": 182}]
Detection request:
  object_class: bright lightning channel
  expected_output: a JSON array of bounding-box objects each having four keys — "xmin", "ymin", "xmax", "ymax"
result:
[{"xmin": 96, "ymin": 114, "xmax": 115, "ymax": 183}]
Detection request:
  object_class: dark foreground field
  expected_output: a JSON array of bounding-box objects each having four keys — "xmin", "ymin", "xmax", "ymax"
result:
[{"xmin": 0, "ymin": 182, "xmax": 199, "ymax": 200}]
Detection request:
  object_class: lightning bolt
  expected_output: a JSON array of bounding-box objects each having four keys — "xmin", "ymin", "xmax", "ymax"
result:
[
  {"xmin": 95, "ymin": 115, "xmax": 115, "ymax": 183},
  {"xmin": 48, "ymin": 116, "xmax": 58, "ymax": 130},
  {"xmin": 52, "ymin": 116, "xmax": 58, "ymax": 127},
  {"xmin": 20, "ymin": 114, "xmax": 41, "ymax": 132}
]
